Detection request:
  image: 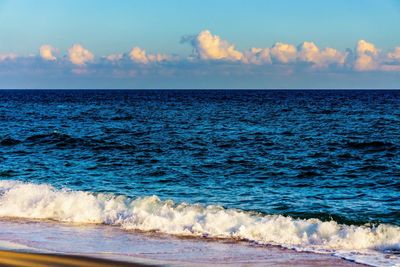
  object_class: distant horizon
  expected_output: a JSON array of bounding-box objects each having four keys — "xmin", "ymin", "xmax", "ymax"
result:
[
  {"xmin": 0, "ymin": 0, "xmax": 399, "ymax": 89},
  {"xmin": 1, "ymin": 88, "xmax": 400, "ymax": 91}
]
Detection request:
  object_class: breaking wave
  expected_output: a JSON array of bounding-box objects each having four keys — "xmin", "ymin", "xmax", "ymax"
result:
[{"xmin": 0, "ymin": 180, "xmax": 399, "ymax": 266}]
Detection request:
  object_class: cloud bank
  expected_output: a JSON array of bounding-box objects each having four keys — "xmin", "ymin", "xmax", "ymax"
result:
[
  {"xmin": 180, "ymin": 31, "xmax": 398, "ymax": 72},
  {"xmin": 0, "ymin": 30, "xmax": 399, "ymax": 88},
  {"xmin": 0, "ymin": 53, "xmax": 17, "ymax": 62}
]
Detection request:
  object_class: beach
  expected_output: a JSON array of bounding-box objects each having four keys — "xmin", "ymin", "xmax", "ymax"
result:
[
  {"xmin": 0, "ymin": 218, "xmax": 369, "ymax": 267},
  {"xmin": 0, "ymin": 251, "xmax": 149, "ymax": 267},
  {"xmin": 0, "ymin": 250, "xmax": 367, "ymax": 267}
]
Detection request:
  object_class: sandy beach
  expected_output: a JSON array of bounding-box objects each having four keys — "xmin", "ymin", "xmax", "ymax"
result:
[{"xmin": 0, "ymin": 251, "xmax": 152, "ymax": 267}]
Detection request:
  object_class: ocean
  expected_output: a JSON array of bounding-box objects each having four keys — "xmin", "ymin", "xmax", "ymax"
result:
[{"xmin": 0, "ymin": 90, "xmax": 399, "ymax": 266}]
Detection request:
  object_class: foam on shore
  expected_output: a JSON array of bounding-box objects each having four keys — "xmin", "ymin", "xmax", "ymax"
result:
[{"xmin": 0, "ymin": 180, "xmax": 399, "ymax": 266}]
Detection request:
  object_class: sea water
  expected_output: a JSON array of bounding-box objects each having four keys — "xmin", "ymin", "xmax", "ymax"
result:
[{"xmin": 0, "ymin": 90, "xmax": 399, "ymax": 266}]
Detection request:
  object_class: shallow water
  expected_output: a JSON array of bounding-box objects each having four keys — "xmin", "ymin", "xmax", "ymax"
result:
[
  {"xmin": 0, "ymin": 219, "xmax": 364, "ymax": 267},
  {"xmin": 0, "ymin": 90, "xmax": 399, "ymax": 266}
]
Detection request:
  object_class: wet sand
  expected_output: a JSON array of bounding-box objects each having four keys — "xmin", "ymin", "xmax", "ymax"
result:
[
  {"xmin": 0, "ymin": 251, "xmax": 152, "ymax": 267},
  {"xmin": 0, "ymin": 250, "xmax": 367, "ymax": 267},
  {"xmin": 0, "ymin": 219, "xmax": 368, "ymax": 267}
]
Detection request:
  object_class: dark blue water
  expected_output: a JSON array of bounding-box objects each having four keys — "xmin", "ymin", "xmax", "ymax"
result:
[{"xmin": 0, "ymin": 90, "xmax": 399, "ymax": 226}]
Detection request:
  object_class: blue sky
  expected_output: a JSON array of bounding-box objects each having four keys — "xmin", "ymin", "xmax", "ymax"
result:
[{"xmin": 0, "ymin": 0, "xmax": 399, "ymax": 89}]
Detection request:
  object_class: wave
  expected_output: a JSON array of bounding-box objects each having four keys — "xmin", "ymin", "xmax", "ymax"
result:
[
  {"xmin": 0, "ymin": 137, "xmax": 22, "ymax": 146},
  {"xmin": 0, "ymin": 132, "xmax": 136, "ymax": 151},
  {"xmin": 345, "ymin": 141, "xmax": 397, "ymax": 152},
  {"xmin": 0, "ymin": 180, "xmax": 399, "ymax": 265}
]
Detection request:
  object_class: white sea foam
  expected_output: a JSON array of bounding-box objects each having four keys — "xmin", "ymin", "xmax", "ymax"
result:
[{"xmin": 0, "ymin": 180, "xmax": 399, "ymax": 266}]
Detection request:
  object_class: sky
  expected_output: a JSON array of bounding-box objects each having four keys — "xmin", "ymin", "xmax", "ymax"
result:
[{"xmin": 0, "ymin": 0, "xmax": 399, "ymax": 89}]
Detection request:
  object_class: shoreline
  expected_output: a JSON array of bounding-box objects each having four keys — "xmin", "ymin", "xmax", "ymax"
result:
[
  {"xmin": 0, "ymin": 217, "xmax": 377, "ymax": 267},
  {"xmin": 0, "ymin": 218, "xmax": 372, "ymax": 267},
  {"xmin": 0, "ymin": 249, "xmax": 367, "ymax": 267},
  {"xmin": 0, "ymin": 219, "xmax": 370, "ymax": 267}
]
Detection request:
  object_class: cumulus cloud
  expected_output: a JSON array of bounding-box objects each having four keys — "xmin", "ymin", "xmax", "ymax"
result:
[
  {"xmin": 182, "ymin": 32, "xmax": 349, "ymax": 69},
  {"xmin": 270, "ymin": 42, "xmax": 297, "ymax": 64},
  {"xmin": 297, "ymin": 42, "xmax": 320, "ymax": 63},
  {"xmin": 129, "ymin": 47, "xmax": 148, "ymax": 64},
  {"xmin": 68, "ymin": 44, "xmax": 94, "ymax": 65},
  {"xmin": 243, "ymin": 48, "xmax": 271, "ymax": 65},
  {"xmin": 319, "ymin": 47, "xmax": 348, "ymax": 67},
  {"xmin": 39, "ymin": 45, "xmax": 57, "ymax": 61},
  {"xmin": 185, "ymin": 30, "xmax": 243, "ymax": 61},
  {"xmin": 129, "ymin": 47, "xmax": 169, "ymax": 64},
  {"xmin": 354, "ymin": 40, "xmax": 379, "ymax": 71},
  {"xmin": 298, "ymin": 42, "xmax": 347, "ymax": 68},
  {"xmin": 1, "ymin": 30, "xmax": 400, "ymax": 83}
]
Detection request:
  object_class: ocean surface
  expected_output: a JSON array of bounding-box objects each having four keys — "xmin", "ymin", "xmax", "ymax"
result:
[{"xmin": 0, "ymin": 90, "xmax": 399, "ymax": 266}]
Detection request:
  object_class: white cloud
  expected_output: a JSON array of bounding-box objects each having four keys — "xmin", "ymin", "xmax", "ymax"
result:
[
  {"xmin": 181, "ymin": 31, "xmax": 397, "ymax": 73},
  {"xmin": 298, "ymin": 42, "xmax": 347, "ymax": 68},
  {"xmin": 39, "ymin": 45, "xmax": 57, "ymax": 61},
  {"xmin": 354, "ymin": 40, "xmax": 379, "ymax": 71},
  {"xmin": 298, "ymin": 42, "xmax": 320, "ymax": 63},
  {"xmin": 188, "ymin": 30, "xmax": 243, "ymax": 61},
  {"xmin": 319, "ymin": 47, "xmax": 348, "ymax": 67},
  {"xmin": 129, "ymin": 47, "xmax": 169, "ymax": 64},
  {"xmin": 68, "ymin": 44, "xmax": 94, "ymax": 65},
  {"xmin": 129, "ymin": 47, "xmax": 148, "ymax": 64},
  {"xmin": 270, "ymin": 42, "xmax": 297, "ymax": 63},
  {"xmin": 243, "ymin": 48, "xmax": 271, "ymax": 65},
  {"xmin": 1, "ymin": 31, "xmax": 400, "ymax": 79}
]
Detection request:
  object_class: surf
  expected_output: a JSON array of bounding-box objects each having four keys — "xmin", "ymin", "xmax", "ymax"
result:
[{"xmin": 0, "ymin": 179, "xmax": 399, "ymax": 266}]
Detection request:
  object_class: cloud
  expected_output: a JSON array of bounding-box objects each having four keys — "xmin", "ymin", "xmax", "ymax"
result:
[
  {"xmin": 182, "ymin": 31, "xmax": 350, "ymax": 69},
  {"xmin": 380, "ymin": 65, "xmax": 400, "ymax": 72},
  {"xmin": 1, "ymin": 30, "xmax": 400, "ymax": 89},
  {"xmin": 270, "ymin": 42, "xmax": 297, "ymax": 64},
  {"xmin": 298, "ymin": 42, "xmax": 347, "ymax": 68},
  {"xmin": 129, "ymin": 47, "xmax": 148, "ymax": 64},
  {"xmin": 377, "ymin": 47, "xmax": 400, "ymax": 72},
  {"xmin": 129, "ymin": 47, "xmax": 150, "ymax": 64},
  {"xmin": 319, "ymin": 47, "xmax": 348, "ymax": 67},
  {"xmin": 105, "ymin": 53, "xmax": 124, "ymax": 62},
  {"xmin": 387, "ymin": 47, "xmax": 400, "ymax": 62},
  {"xmin": 243, "ymin": 48, "xmax": 271, "ymax": 65},
  {"xmin": 68, "ymin": 44, "xmax": 94, "ymax": 65},
  {"xmin": 297, "ymin": 42, "xmax": 320, "ymax": 63},
  {"xmin": 39, "ymin": 45, "xmax": 57, "ymax": 61},
  {"xmin": 185, "ymin": 30, "xmax": 243, "ymax": 61},
  {"xmin": 0, "ymin": 53, "xmax": 17, "ymax": 62},
  {"xmin": 129, "ymin": 47, "xmax": 169, "ymax": 64},
  {"xmin": 354, "ymin": 40, "xmax": 379, "ymax": 71}
]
